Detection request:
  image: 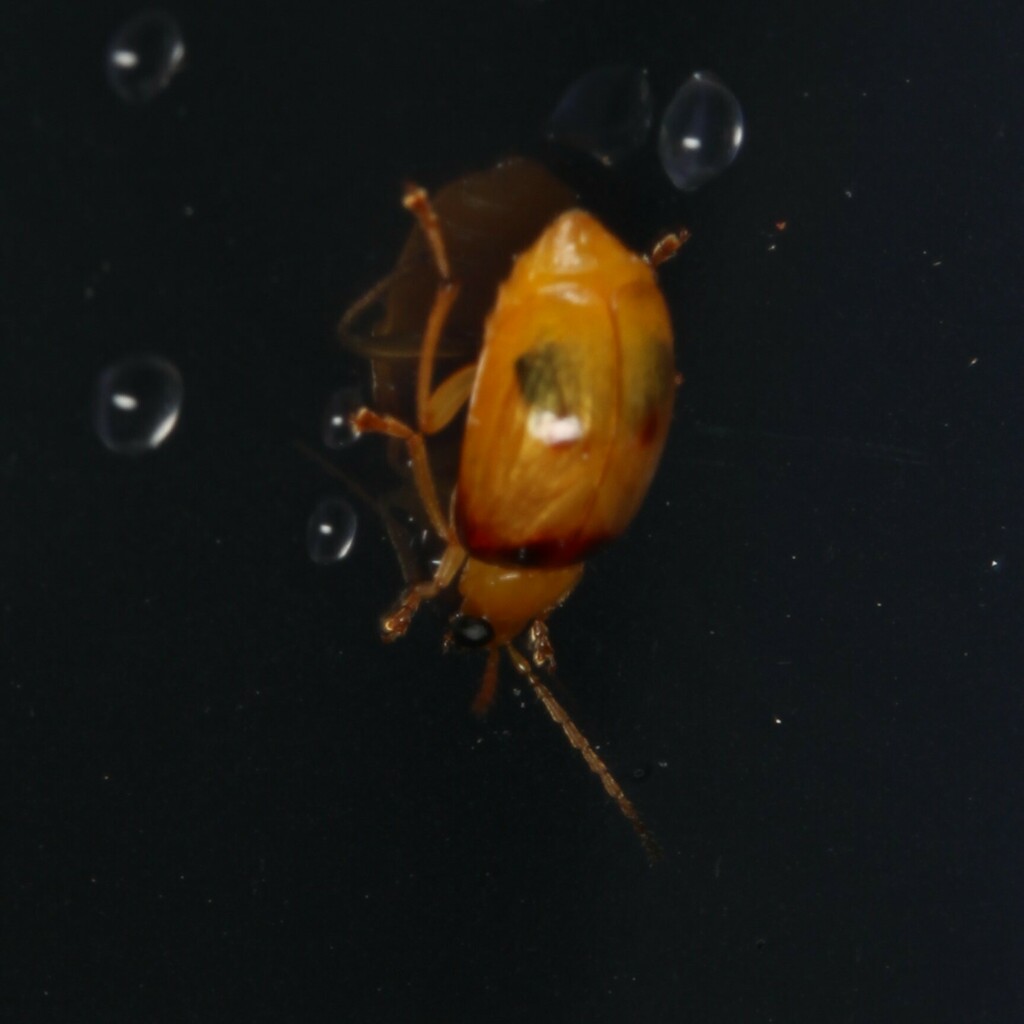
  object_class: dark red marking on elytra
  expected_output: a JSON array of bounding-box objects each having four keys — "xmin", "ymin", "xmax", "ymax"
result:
[
  {"xmin": 637, "ymin": 410, "xmax": 661, "ymax": 447},
  {"xmin": 456, "ymin": 505, "xmax": 613, "ymax": 568}
]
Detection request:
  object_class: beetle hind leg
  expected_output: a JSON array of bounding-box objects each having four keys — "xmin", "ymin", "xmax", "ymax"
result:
[
  {"xmin": 349, "ymin": 407, "xmax": 452, "ymax": 543},
  {"xmin": 402, "ymin": 183, "xmax": 452, "ymax": 283}
]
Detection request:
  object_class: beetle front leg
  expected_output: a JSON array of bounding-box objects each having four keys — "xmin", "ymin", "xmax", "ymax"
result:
[
  {"xmin": 527, "ymin": 619, "xmax": 557, "ymax": 672},
  {"xmin": 380, "ymin": 541, "xmax": 466, "ymax": 641}
]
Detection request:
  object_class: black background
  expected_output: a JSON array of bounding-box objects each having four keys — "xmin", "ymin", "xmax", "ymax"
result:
[{"xmin": 6, "ymin": 1, "xmax": 1023, "ymax": 1021}]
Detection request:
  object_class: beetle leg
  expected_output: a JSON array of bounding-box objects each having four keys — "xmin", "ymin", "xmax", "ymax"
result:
[
  {"xmin": 380, "ymin": 540, "xmax": 466, "ymax": 641},
  {"xmin": 421, "ymin": 362, "xmax": 476, "ymax": 435},
  {"xmin": 403, "ymin": 184, "xmax": 452, "ymax": 283},
  {"xmin": 401, "ymin": 184, "xmax": 474, "ymax": 437},
  {"xmin": 505, "ymin": 644, "xmax": 662, "ymax": 863},
  {"xmin": 349, "ymin": 408, "xmax": 451, "ymax": 543},
  {"xmin": 470, "ymin": 647, "xmax": 501, "ymax": 717},
  {"xmin": 527, "ymin": 619, "xmax": 557, "ymax": 672},
  {"xmin": 645, "ymin": 227, "xmax": 692, "ymax": 268}
]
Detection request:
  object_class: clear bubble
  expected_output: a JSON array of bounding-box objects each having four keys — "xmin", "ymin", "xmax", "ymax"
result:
[
  {"xmin": 658, "ymin": 72, "xmax": 744, "ymax": 190},
  {"xmin": 321, "ymin": 387, "xmax": 364, "ymax": 450},
  {"xmin": 94, "ymin": 354, "xmax": 184, "ymax": 454},
  {"xmin": 546, "ymin": 65, "xmax": 654, "ymax": 166},
  {"xmin": 106, "ymin": 10, "xmax": 185, "ymax": 104},
  {"xmin": 306, "ymin": 497, "xmax": 357, "ymax": 565}
]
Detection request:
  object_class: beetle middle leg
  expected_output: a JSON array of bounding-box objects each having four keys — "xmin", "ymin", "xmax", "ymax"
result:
[{"xmin": 349, "ymin": 408, "xmax": 451, "ymax": 542}]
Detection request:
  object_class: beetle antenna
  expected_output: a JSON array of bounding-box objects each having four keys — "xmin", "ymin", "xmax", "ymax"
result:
[{"xmin": 505, "ymin": 644, "xmax": 662, "ymax": 863}]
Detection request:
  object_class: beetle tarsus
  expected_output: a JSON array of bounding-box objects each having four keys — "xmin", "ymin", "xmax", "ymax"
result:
[
  {"xmin": 646, "ymin": 227, "xmax": 691, "ymax": 268},
  {"xmin": 380, "ymin": 591, "xmax": 419, "ymax": 641},
  {"xmin": 527, "ymin": 619, "xmax": 557, "ymax": 672},
  {"xmin": 402, "ymin": 182, "xmax": 453, "ymax": 283}
]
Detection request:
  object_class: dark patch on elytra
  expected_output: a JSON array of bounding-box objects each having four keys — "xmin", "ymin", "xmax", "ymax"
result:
[
  {"xmin": 625, "ymin": 337, "xmax": 675, "ymax": 437},
  {"xmin": 514, "ymin": 341, "xmax": 582, "ymax": 417}
]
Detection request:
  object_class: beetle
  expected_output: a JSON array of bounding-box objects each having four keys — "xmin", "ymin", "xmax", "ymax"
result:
[{"xmin": 343, "ymin": 164, "xmax": 686, "ymax": 857}]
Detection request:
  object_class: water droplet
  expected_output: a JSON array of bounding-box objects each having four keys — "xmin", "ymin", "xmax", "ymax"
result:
[
  {"xmin": 106, "ymin": 10, "xmax": 185, "ymax": 104},
  {"xmin": 546, "ymin": 65, "xmax": 653, "ymax": 166},
  {"xmin": 306, "ymin": 497, "xmax": 357, "ymax": 565},
  {"xmin": 658, "ymin": 72, "xmax": 744, "ymax": 190},
  {"xmin": 94, "ymin": 354, "xmax": 183, "ymax": 454},
  {"xmin": 321, "ymin": 387, "xmax": 364, "ymax": 449}
]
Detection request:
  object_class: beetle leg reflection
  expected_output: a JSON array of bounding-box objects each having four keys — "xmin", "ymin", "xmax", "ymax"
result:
[
  {"xmin": 381, "ymin": 541, "xmax": 467, "ymax": 641},
  {"xmin": 505, "ymin": 644, "xmax": 661, "ymax": 863}
]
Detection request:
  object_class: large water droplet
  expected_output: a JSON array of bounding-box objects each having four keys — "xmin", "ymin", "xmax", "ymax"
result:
[
  {"xmin": 94, "ymin": 354, "xmax": 184, "ymax": 454},
  {"xmin": 106, "ymin": 10, "xmax": 185, "ymax": 104},
  {"xmin": 321, "ymin": 387, "xmax": 364, "ymax": 450},
  {"xmin": 306, "ymin": 497, "xmax": 357, "ymax": 565},
  {"xmin": 546, "ymin": 65, "xmax": 653, "ymax": 166},
  {"xmin": 658, "ymin": 72, "xmax": 744, "ymax": 190}
]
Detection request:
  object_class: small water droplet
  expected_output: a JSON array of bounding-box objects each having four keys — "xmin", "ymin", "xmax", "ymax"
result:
[
  {"xmin": 659, "ymin": 72, "xmax": 744, "ymax": 190},
  {"xmin": 94, "ymin": 354, "xmax": 183, "ymax": 454},
  {"xmin": 321, "ymin": 387, "xmax": 364, "ymax": 449},
  {"xmin": 106, "ymin": 10, "xmax": 185, "ymax": 104},
  {"xmin": 547, "ymin": 65, "xmax": 653, "ymax": 166},
  {"xmin": 306, "ymin": 497, "xmax": 357, "ymax": 565}
]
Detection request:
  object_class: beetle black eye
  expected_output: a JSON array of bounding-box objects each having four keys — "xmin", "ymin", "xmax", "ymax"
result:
[{"xmin": 449, "ymin": 615, "xmax": 494, "ymax": 648}]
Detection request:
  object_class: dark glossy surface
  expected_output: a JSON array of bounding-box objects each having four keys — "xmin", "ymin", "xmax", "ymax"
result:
[{"xmin": 6, "ymin": 1, "xmax": 1022, "ymax": 1021}]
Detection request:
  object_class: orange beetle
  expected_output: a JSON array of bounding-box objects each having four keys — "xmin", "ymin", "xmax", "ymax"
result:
[{"xmin": 344, "ymin": 165, "xmax": 686, "ymax": 857}]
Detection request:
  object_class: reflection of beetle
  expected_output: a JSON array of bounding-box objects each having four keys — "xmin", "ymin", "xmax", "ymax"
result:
[{"xmin": 341, "ymin": 159, "xmax": 686, "ymax": 858}]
